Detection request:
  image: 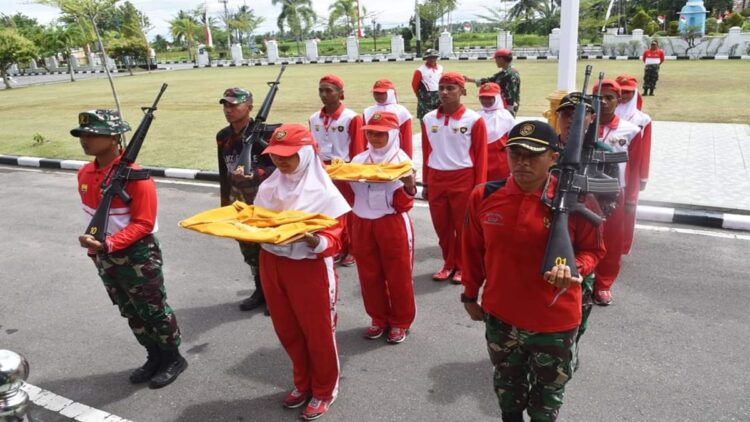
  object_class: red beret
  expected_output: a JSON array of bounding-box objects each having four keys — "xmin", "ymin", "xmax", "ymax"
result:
[
  {"xmin": 494, "ymin": 48, "xmax": 513, "ymax": 58},
  {"xmin": 594, "ymin": 79, "xmax": 622, "ymax": 96},
  {"xmin": 319, "ymin": 74, "xmax": 344, "ymax": 90},
  {"xmin": 371, "ymin": 79, "xmax": 395, "ymax": 93},
  {"xmin": 615, "ymin": 75, "xmax": 638, "ymax": 92},
  {"xmin": 439, "ymin": 72, "xmax": 465, "ymax": 88},
  {"xmin": 478, "ymin": 82, "xmax": 502, "ymax": 97}
]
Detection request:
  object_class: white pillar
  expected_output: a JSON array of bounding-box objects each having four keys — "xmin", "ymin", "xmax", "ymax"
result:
[
  {"xmin": 557, "ymin": 0, "xmax": 580, "ymax": 92},
  {"xmin": 390, "ymin": 35, "xmax": 404, "ymax": 57},
  {"xmin": 45, "ymin": 56, "xmax": 59, "ymax": 69},
  {"xmin": 87, "ymin": 52, "xmax": 98, "ymax": 67},
  {"xmin": 29, "ymin": 60, "xmax": 38, "ymax": 71},
  {"xmin": 196, "ymin": 44, "xmax": 210, "ymax": 66},
  {"xmin": 9, "ymin": 63, "xmax": 18, "ymax": 74},
  {"xmin": 549, "ymin": 28, "xmax": 561, "ymax": 56},
  {"xmin": 496, "ymin": 30, "xmax": 513, "ymax": 50},
  {"xmin": 230, "ymin": 43, "xmax": 243, "ymax": 64},
  {"xmin": 70, "ymin": 54, "xmax": 80, "ymax": 70},
  {"xmin": 346, "ymin": 36, "xmax": 359, "ymax": 60},
  {"xmin": 266, "ymin": 40, "xmax": 279, "ymax": 63},
  {"xmin": 305, "ymin": 39, "xmax": 319, "ymax": 61},
  {"xmin": 438, "ymin": 31, "xmax": 453, "ymax": 58}
]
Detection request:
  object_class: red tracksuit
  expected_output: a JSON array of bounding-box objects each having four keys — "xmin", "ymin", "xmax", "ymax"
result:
[
  {"xmin": 622, "ymin": 117, "xmax": 652, "ymax": 254},
  {"xmin": 462, "ymin": 177, "xmax": 605, "ymax": 331},
  {"xmin": 341, "ymin": 182, "xmax": 416, "ymax": 330},
  {"xmin": 260, "ymin": 221, "xmax": 343, "ymax": 401},
  {"xmin": 422, "ymin": 105, "xmax": 488, "ymax": 272}
]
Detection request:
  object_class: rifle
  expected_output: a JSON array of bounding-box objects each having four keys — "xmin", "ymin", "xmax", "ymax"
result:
[
  {"xmin": 540, "ymin": 66, "xmax": 622, "ymax": 286},
  {"xmin": 84, "ymin": 83, "xmax": 168, "ymax": 242},
  {"xmin": 237, "ymin": 64, "xmax": 286, "ymax": 174}
]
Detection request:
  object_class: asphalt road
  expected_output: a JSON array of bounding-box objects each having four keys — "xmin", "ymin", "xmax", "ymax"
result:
[{"xmin": 1, "ymin": 165, "xmax": 748, "ymax": 422}]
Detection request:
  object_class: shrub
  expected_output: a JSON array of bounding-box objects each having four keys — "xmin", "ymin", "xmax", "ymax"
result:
[
  {"xmin": 667, "ymin": 21, "xmax": 680, "ymax": 36},
  {"xmin": 646, "ymin": 21, "xmax": 659, "ymax": 35}
]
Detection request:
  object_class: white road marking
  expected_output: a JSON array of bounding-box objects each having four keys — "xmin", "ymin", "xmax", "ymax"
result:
[
  {"xmin": 634, "ymin": 223, "xmax": 750, "ymax": 240},
  {"xmin": 21, "ymin": 382, "xmax": 133, "ymax": 422}
]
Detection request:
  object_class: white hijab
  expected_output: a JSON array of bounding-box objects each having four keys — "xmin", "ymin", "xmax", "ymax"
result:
[
  {"xmin": 615, "ymin": 92, "xmax": 639, "ymax": 121},
  {"xmin": 363, "ymin": 88, "xmax": 413, "ymax": 126},
  {"xmin": 352, "ymin": 128, "xmax": 409, "ymax": 166},
  {"xmin": 479, "ymin": 94, "xmax": 515, "ymax": 144},
  {"xmin": 255, "ymin": 145, "xmax": 350, "ymax": 219}
]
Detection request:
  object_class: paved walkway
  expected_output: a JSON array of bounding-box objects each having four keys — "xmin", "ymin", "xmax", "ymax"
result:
[{"xmin": 411, "ymin": 119, "xmax": 750, "ymax": 214}]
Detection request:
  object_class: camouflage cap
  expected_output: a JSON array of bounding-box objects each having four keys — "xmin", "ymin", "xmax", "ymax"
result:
[
  {"xmin": 70, "ymin": 109, "xmax": 131, "ymax": 137},
  {"xmin": 219, "ymin": 87, "xmax": 253, "ymax": 105}
]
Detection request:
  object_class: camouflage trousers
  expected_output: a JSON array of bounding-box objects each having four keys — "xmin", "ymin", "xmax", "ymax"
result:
[
  {"xmin": 485, "ymin": 314, "xmax": 577, "ymax": 422},
  {"xmin": 573, "ymin": 274, "xmax": 595, "ymax": 372},
  {"xmin": 95, "ymin": 235, "xmax": 181, "ymax": 349},
  {"xmin": 238, "ymin": 241, "xmax": 263, "ymax": 292},
  {"xmin": 643, "ymin": 64, "xmax": 660, "ymax": 89},
  {"xmin": 417, "ymin": 91, "xmax": 440, "ymax": 120}
]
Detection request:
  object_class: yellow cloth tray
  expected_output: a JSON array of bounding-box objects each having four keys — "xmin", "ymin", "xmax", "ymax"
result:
[
  {"xmin": 325, "ymin": 159, "xmax": 413, "ymax": 183},
  {"xmin": 178, "ymin": 202, "xmax": 338, "ymax": 245}
]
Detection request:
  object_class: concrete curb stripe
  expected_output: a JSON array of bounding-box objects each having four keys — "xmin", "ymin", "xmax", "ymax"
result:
[
  {"xmin": 61, "ymin": 160, "xmax": 87, "ymax": 170},
  {"xmin": 18, "ymin": 156, "xmax": 41, "ymax": 167},
  {"xmin": 21, "ymin": 382, "xmax": 133, "ymax": 422},
  {"xmin": 636, "ymin": 205, "xmax": 674, "ymax": 223},
  {"xmin": 164, "ymin": 168, "xmax": 199, "ymax": 179},
  {"xmin": 720, "ymin": 213, "xmax": 750, "ymax": 231},
  {"xmin": 672, "ymin": 208, "xmax": 724, "ymax": 228}
]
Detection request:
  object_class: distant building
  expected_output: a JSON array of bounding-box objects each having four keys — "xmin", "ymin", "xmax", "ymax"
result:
[{"xmin": 679, "ymin": 0, "xmax": 708, "ymax": 34}]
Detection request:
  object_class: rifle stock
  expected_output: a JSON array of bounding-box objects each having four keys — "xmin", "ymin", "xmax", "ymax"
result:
[
  {"xmin": 84, "ymin": 84, "xmax": 168, "ymax": 242},
  {"xmin": 238, "ymin": 65, "xmax": 286, "ymax": 174}
]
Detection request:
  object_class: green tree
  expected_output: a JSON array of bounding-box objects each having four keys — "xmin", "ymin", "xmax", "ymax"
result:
[
  {"xmin": 108, "ymin": 36, "xmax": 147, "ymax": 75},
  {"xmin": 0, "ymin": 28, "xmax": 38, "ymax": 89},
  {"xmin": 231, "ymin": 5, "xmax": 264, "ymax": 46},
  {"xmin": 39, "ymin": 22, "xmax": 84, "ymax": 81},
  {"xmin": 328, "ymin": 0, "xmax": 357, "ymax": 36},
  {"xmin": 271, "ymin": 0, "xmax": 316, "ymax": 55},
  {"xmin": 719, "ymin": 12, "xmax": 745, "ymax": 32},
  {"xmin": 630, "ymin": 10, "xmax": 653, "ymax": 31},
  {"xmin": 169, "ymin": 16, "xmax": 201, "ymax": 60}
]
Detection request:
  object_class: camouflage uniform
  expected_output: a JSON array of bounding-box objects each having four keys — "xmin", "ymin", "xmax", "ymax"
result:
[
  {"xmin": 95, "ymin": 235, "xmax": 181, "ymax": 349},
  {"xmin": 416, "ymin": 89, "xmax": 440, "ymax": 120},
  {"xmin": 476, "ymin": 67, "xmax": 521, "ymax": 117},
  {"xmin": 643, "ymin": 64, "xmax": 660, "ymax": 90},
  {"xmin": 485, "ymin": 314, "xmax": 577, "ymax": 422}
]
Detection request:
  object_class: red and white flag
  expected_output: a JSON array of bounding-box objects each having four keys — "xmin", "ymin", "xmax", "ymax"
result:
[
  {"xmin": 679, "ymin": 15, "xmax": 686, "ymax": 21},
  {"xmin": 657, "ymin": 15, "xmax": 665, "ymax": 24},
  {"xmin": 204, "ymin": 2, "xmax": 213, "ymax": 48}
]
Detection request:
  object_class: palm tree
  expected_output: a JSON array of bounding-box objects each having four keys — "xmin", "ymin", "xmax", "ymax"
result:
[
  {"xmin": 328, "ymin": 0, "xmax": 356, "ymax": 36},
  {"xmin": 232, "ymin": 6, "xmax": 264, "ymax": 46},
  {"xmin": 41, "ymin": 22, "xmax": 84, "ymax": 81},
  {"xmin": 271, "ymin": 0, "xmax": 316, "ymax": 55},
  {"xmin": 169, "ymin": 16, "xmax": 201, "ymax": 61}
]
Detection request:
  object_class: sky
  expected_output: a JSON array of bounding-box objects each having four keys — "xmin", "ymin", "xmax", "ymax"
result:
[{"xmin": 0, "ymin": 0, "xmax": 495, "ymax": 40}]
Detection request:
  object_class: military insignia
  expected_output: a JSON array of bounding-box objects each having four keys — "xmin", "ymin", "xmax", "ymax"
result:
[
  {"xmin": 520, "ymin": 123, "xmax": 534, "ymax": 136},
  {"xmin": 543, "ymin": 216, "xmax": 551, "ymax": 228},
  {"xmin": 314, "ymin": 125, "xmax": 320, "ymax": 131},
  {"xmin": 337, "ymin": 126, "xmax": 345, "ymax": 132},
  {"xmin": 372, "ymin": 113, "xmax": 382, "ymax": 121},
  {"xmin": 80, "ymin": 184, "xmax": 88, "ymax": 193},
  {"xmin": 453, "ymin": 127, "xmax": 459, "ymax": 134},
  {"xmin": 618, "ymin": 138, "xmax": 627, "ymax": 146},
  {"xmin": 480, "ymin": 84, "xmax": 490, "ymax": 92},
  {"xmin": 79, "ymin": 113, "xmax": 89, "ymax": 125},
  {"xmin": 431, "ymin": 125, "xmax": 438, "ymax": 133},
  {"xmin": 275, "ymin": 130, "xmax": 286, "ymax": 140},
  {"xmin": 460, "ymin": 127, "xmax": 468, "ymax": 134}
]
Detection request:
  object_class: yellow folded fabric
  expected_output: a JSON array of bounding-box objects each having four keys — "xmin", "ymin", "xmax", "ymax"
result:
[
  {"xmin": 178, "ymin": 202, "xmax": 338, "ymax": 245},
  {"xmin": 325, "ymin": 158, "xmax": 413, "ymax": 183}
]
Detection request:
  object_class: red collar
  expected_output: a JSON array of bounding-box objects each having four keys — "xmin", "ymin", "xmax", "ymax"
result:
[
  {"xmin": 83, "ymin": 154, "xmax": 122, "ymax": 174},
  {"xmin": 436, "ymin": 104, "xmax": 466, "ymax": 120},
  {"xmin": 506, "ymin": 175, "xmax": 556, "ymax": 197},
  {"xmin": 600, "ymin": 115, "xmax": 620, "ymax": 130},
  {"xmin": 319, "ymin": 103, "xmax": 345, "ymax": 120}
]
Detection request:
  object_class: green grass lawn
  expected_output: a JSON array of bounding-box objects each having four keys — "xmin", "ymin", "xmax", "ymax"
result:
[{"xmin": 1, "ymin": 60, "xmax": 747, "ymax": 170}]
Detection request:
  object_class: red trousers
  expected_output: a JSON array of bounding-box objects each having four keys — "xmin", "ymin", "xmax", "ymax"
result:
[
  {"xmin": 622, "ymin": 205, "xmax": 637, "ymax": 255},
  {"xmin": 333, "ymin": 179, "xmax": 353, "ymax": 256},
  {"xmin": 260, "ymin": 251, "xmax": 339, "ymax": 400},
  {"xmin": 350, "ymin": 213, "xmax": 416, "ymax": 329},
  {"xmin": 595, "ymin": 194, "xmax": 625, "ymax": 292},
  {"xmin": 487, "ymin": 141, "xmax": 510, "ymax": 181},
  {"xmin": 427, "ymin": 168, "xmax": 475, "ymax": 271}
]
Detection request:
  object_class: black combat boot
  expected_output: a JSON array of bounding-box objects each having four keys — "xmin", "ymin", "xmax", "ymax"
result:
[
  {"xmin": 649, "ymin": 87, "xmax": 655, "ymax": 96},
  {"xmin": 149, "ymin": 349, "xmax": 188, "ymax": 389},
  {"xmin": 239, "ymin": 272, "xmax": 265, "ymax": 311},
  {"xmin": 502, "ymin": 412, "xmax": 525, "ymax": 422},
  {"xmin": 129, "ymin": 344, "xmax": 161, "ymax": 384},
  {"xmin": 642, "ymin": 89, "xmax": 648, "ymax": 97}
]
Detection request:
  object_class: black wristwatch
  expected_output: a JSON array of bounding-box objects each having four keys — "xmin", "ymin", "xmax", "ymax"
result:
[{"xmin": 460, "ymin": 293, "xmax": 477, "ymax": 303}]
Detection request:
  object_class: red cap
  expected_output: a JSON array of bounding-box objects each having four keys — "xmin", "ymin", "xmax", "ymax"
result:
[
  {"xmin": 494, "ymin": 48, "xmax": 512, "ymax": 58},
  {"xmin": 439, "ymin": 72, "xmax": 465, "ymax": 88},
  {"xmin": 319, "ymin": 74, "xmax": 344, "ymax": 90},
  {"xmin": 594, "ymin": 79, "xmax": 622, "ymax": 96},
  {"xmin": 371, "ymin": 79, "xmax": 395, "ymax": 93},
  {"xmin": 361, "ymin": 111, "xmax": 400, "ymax": 132},
  {"xmin": 478, "ymin": 82, "xmax": 502, "ymax": 97},
  {"xmin": 615, "ymin": 75, "xmax": 638, "ymax": 92},
  {"xmin": 263, "ymin": 124, "xmax": 316, "ymax": 157}
]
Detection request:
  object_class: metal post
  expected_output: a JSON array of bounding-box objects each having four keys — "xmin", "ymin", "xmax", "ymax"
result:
[
  {"xmin": 0, "ymin": 349, "xmax": 31, "ymax": 422},
  {"xmin": 415, "ymin": 0, "xmax": 422, "ymax": 56},
  {"xmin": 219, "ymin": 0, "xmax": 230, "ymax": 47},
  {"xmin": 545, "ymin": 0, "xmax": 580, "ymax": 130}
]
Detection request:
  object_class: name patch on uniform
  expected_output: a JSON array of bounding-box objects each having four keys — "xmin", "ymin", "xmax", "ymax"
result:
[{"xmin": 484, "ymin": 213, "xmax": 503, "ymax": 226}]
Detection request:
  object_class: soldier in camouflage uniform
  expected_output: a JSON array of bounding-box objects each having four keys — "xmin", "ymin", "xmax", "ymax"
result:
[
  {"xmin": 411, "ymin": 49, "xmax": 443, "ymax": 120},
  {"xmin": 216, "ymin": 88, "xmax": 277, "ymax": 313},
  {"xmin": 465, "ymin": 49, "xmax": 521, "ymax": 116},
  {"xmin": 74, "ymin": 110, "xmax": 187, "ymax": 389},
  {"xmin": 461, "ymin": 121, "xmax": 606, "ymax": 422},
  {"xmin": 641, "ymin": 41, "xmax": 665, "ymax": 96}
]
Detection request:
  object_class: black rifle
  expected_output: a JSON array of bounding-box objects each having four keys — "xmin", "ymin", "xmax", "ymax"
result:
[
  {"xmin": 540, "ymin": 66, "xmax": 622, "ymax": 281},
  {"xmin": 237, "ymin": 64, "xmax": 286, "ymax": 174},
  {"xmin": 84, "ymin": 83, "xmax": 168, "ymax": 242}
]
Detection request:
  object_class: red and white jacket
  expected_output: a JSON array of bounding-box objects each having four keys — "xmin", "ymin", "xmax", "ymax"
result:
[
  {"xmin": 77, "ymin": 156, "xmax": 158, "ymax": 254},
  {"xmin": 421, "ymin": 105, "xmax": 488, "ymax": 186},
  {"xmin": 616, "ymin": 107, "xmax": 652, "ymax": 205},
  {"xmin": 411, "ymin": 63, "xmax": 443, "ymax": 95},
  {"xmin": 309, "ymin": 104, "xmax": 365, "ymax": 162},
  {"xmin": 598, "ymin": 116, "xmax": 642, "ymax": 190}
]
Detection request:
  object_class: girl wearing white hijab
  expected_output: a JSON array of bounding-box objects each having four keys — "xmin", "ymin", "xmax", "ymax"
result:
[
  {"xmin": 363, "ymin": 79, "xmax": 414, "ymax": 158},
  {"xmin": 255, "ymin": 124, "xmax": 350, "ymax": 420},
  {"xmin": 477, "ymin": 82, "xmax": 515, "ymax": 180},
  {"xmin": 340, "ymin": 111, "xmax": 417, "ymax": 345}
]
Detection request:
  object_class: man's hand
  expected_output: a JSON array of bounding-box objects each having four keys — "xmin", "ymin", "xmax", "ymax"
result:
[
  {"xmin": 464, "ymin": 302, "xmax": 485, "ymax": 321},
  {"xmin": 400, "ymin": 171, "xmax": 417, "ymax": 194},
  {"xmin": 79, "ymin": 234, "xmax": 104, "ymax": 251},
  {"xmin": 301, "ymin": 232, "xmax": 321, "ymax": 249},
  {"xmin": 231, "ymin": 166, "xmax": 254, "ymax": 184},
  {"xmin": 543, "ymin": 264, "xmax": 582, "ymax": 289}
]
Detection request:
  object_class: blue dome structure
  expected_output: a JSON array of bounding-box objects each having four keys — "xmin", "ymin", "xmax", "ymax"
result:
[{"xmin": 679, "ymin": 0, "xmax": 708, "ymax": 34}]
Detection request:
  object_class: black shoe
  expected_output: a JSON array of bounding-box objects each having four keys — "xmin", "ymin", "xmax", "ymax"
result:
[
  {"xmin": 149, "ymin": 350, "xmax": 188, "ymax": 389},
  {"xmin": 502, "ymin": 412, "xmax": 525, "ymax": 422},
  {"xmin": 239, "ymin": 290, "xmax": 265, "ymax": 311},
  {"xmin": 129, "ymin": 345, "xmax": 161, "ymax": 384}
]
